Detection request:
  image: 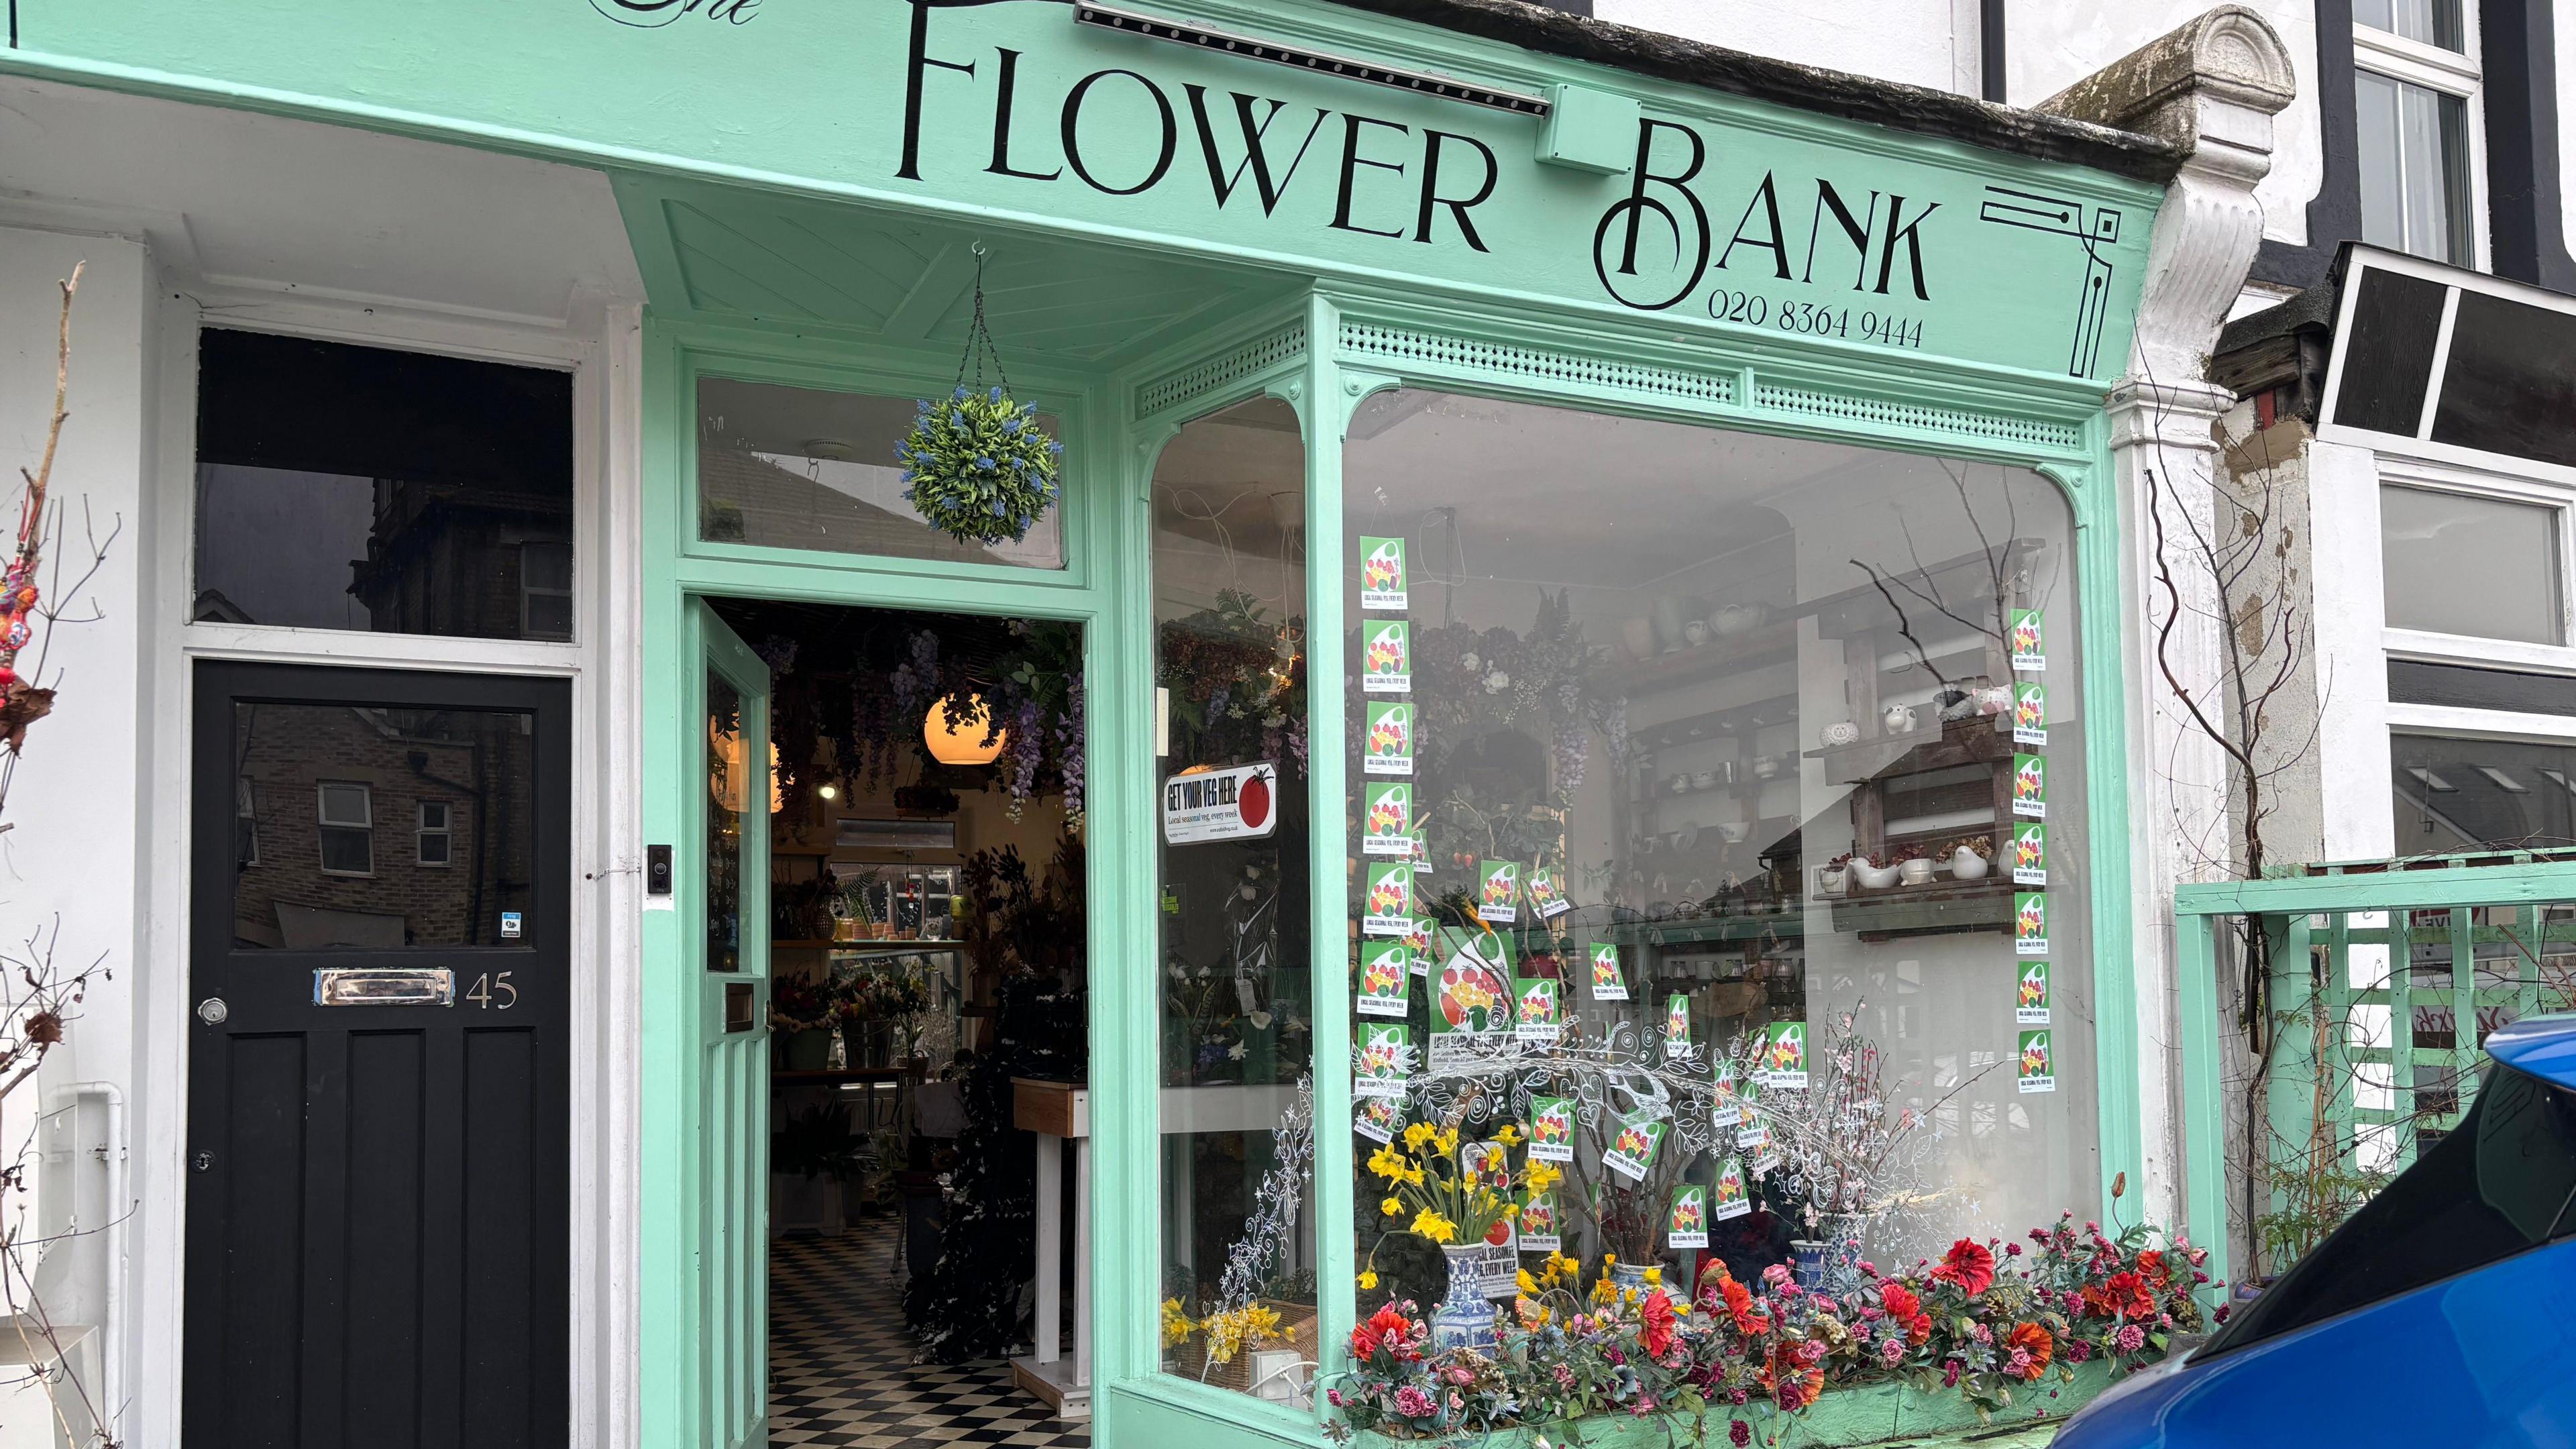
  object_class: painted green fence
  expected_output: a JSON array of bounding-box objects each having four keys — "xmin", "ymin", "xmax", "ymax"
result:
[{"xmin": 2175, "ymin": 849, "xmax": 2576, "ymax": 1293}]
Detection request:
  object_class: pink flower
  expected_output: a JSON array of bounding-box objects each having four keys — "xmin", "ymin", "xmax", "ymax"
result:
[
  {"xmin": 2213, "ymin": 1305, "xmax": 2231, "ymax": 1325},
  {"xmin": 1763, "ymin": 1264, "xmax": 1794, "ymax": 1289},
  {"xmin": 1445, "ymin": 1365, "xmax": 1474, "ymax": 1385},
  {"xmin": 2065, "ymin": 1339, "xmax": 2092, "ymax": 1362},
  {"xmin": 1554, "ymin": 1363, "xmax": 1577, "ymax": 1391},
  {"xmin": 2004, "ymin": 1242, "xmax": 2023, "ymax": 1256},
  {"xmin": 2114, "ymin": 1324, "xmax": 2146, "ymax": 1353},
  {"xmin": 1971, "ymin": 1322, "xmax": 1994, "ymax": 1346},
  {"xmin": 1943, "ymin": 1360, "xmax": 1963, "ymax": 1388},
  {"xmin": 1393, "ymin": 1385, "xmax": 1434, "ymax": 1417},
  {"xmin": 1327, "ymin": 1389, "xmax": 1345, "ymax": 1407},
  {"xmin": 1730, "ymin": 1420, "xmax": 1753, "ymax": 1447},
  {"xmin": 1880, "ymin": 1337, "xmax": 1906, "ymax": 1366},
  {"xmin": 1774, "ymin": 1381, "xmax": 1804, "ymax": 1412},
  {"xmin": 2061, "ymin": 1291, "xmax": 2085, "ymax": 1315}
]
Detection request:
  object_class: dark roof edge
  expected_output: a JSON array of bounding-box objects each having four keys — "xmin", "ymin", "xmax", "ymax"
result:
[{"xmin": 1327, "ymin": 0, "xmax": 2191, "ymax": 184}]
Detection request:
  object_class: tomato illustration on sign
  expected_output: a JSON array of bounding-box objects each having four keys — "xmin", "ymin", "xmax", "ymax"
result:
[
  {"xmin": 1438, "ymin": 959, "xmax": 1508, "ymax": 1030},
  {"xmin": 2021, "ymin": 1033, "xmax": 2051, "ymax": 1075},
  {"xmin": 1611, "ymin": 1124, "xmax": 1650, "ymax": 1157},
  {"xmin": 2015, "ymin": 826, "xmax": 2045, "ymax": 868},
  {"xmin": 1362, "ymin": 541, "xmax": 1403, "ymax": 591},
  {"xmin": 2019, "ymin": 967, "xmax": 2048, "ymax": 1006},
  {"xmin": 1518, "ymin": 981, "xmax": 1555, "ymax": 1026},
  {"xmin": 2015, "ymin": 756, "xmax": 2044, "ymax": 801}
]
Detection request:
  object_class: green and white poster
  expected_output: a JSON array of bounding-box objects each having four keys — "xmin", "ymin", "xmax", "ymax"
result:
[
  {"xmin": 1667, "ymin": 1184, "xmax": 1709, "ymax": 1249},
  {"xmin": 1362, "ymin": 619, "xmax": 1411, "ymax": 694},
  {"xmin": 1513, "ymin": 975, "xmax": 1561, "ymax": 1044},
  {"xmin": 1529, "ymin": 1095, "xmax": 1576, "ymax": 1163},
  {"xmin": 1526, "ymin": 865, "xmax": 1571, "ymax": 919},
  {"xmin": 2012, "ymin": 821, "xmax": 2047, "ymax": 886},
  {"xmin": 1711, "ymin": 1055, "xmax": 1742, "ymax": 1127},
  {"xmin": 1363, "ymin": 861, "xmax": 1413, "ymax": 936},
  {"xmin": 1403, "ymin": 916, "xmax": 1438, "ymax": 976},
  {"xmin": 2012, "ymin": 752, "xmax": 2047, "ymax": 818},
  {"xmin": 2010, "ymin": 608, "xmax": 2046, "ymax": 672},
  {"xmin": 1713, "ymin": 1156, "xmax": 1752, "ymax": 1220},
  {"xmin": 1361, "ymin": 781, "xmax": 1413, "ymax": 857},
  {"xmin": 2012, "ymin": 680, "xmax": 2047, "ymax": 745},
  {"xmin": 2018, "ymin": 1028, "xmax": 2055, "ymax": 1093},
  {"xmin": 2017, "ymin": 959, "xmax": 2051, "ymax": 1026},
  {"xmin": 2015, "ymin": 891, "xmax": 2049, "ymax": 956},
  {"xmin": 1518, "ymin": 1192, "xmax": 1562, "ymax": 1253},
  {"xmin": 1357, "ymin": 941, "xmax": 1412, "ymax": 1018},
  {"xmin": 1354, "ymin": 1095, "xmax": 1401, "ymax": 1143},
  {"xmin": 1363, "ymin": 700, "xmax": 1413, "ymax": 776},
  {"xmin": 1664, "ymin": 993, "xmax": 1692, "ymax": 1058},
  {"xmin": 1589, "ymin": 941, "xmax": 1628, "ymax": 1002},
  {"xmin": 1760, "ymin": 1020, "xmax": 1809, "ymax": 1089},
  {"xmin": 1430, "ymin": 933, "xmax": 1514, "ymax": 1071},
  {"xmin": 1602, "ymin": 1116, "xmax": 1670, "ymax": 1182},
  {"xmin": 1359, "ymin": 535, "xmax": 1409, "ymax": 612},
  {"xmin": 1354, "ymin": 1023, "xmax": 1413, "ymax": 1099},
  {"xmin": 1477, "ymin": 859, "xmax": 1521, "ymax": 924}
]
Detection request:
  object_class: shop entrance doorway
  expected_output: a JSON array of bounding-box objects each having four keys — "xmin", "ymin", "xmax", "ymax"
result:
[
  {"xmin": 690, "ymin": 596, "xmax": 1092, "ymax": 1448},
  {"xmin": 182, "ymin": 661, "xmax": 572, "ymax": 1446}
]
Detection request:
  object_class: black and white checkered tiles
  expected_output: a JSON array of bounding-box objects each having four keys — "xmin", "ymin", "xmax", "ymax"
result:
[{"xmin": 769, "ymin": 1220, "xmax": 1091, "ymax": 1449}]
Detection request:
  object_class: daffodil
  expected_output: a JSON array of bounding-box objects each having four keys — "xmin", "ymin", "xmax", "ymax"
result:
[
  {"xmin": 1161, "ymin": 1297, "xmax": 1195, "ymax": 1348},
  {"xmin": 1493, "ymin": 1123, "xmax": 1522, "ymax": 1146},
  {"xmin": 1403, "ymin": 1122, "xmax": 1437, "ymax": 1150},
  {"xmin": 1517, "ymin": 1268, "xmax": 1539, "ymax": 1296},
  {"xmin": 1381, "ymin": 1196, "xmax": 1401, "ymax": 1217},
  {"xmin": 1525, "ymin": 1159, "xmax": 1562, "ymax": 1194},
  {"xmin": 1410, "ymin": 1208, "xmax": 1456, "ymax": 1244},
  {"xmin": 1644, "ymin": 1267, "xmax": 1662, "ymax": 1286},
  {"xmin": 1432, "ymin": 1126, "xmax": 1459, "ymax": 1155},
  {"xmin": 1358, "ymin": 1269, "xmax": 1379, "ymax": 1289}
]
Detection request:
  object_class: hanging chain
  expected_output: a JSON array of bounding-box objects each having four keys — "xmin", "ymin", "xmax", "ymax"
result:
[{"xmin": 953, "ymin": 243, "xmax": 1014, "ymax": 396}]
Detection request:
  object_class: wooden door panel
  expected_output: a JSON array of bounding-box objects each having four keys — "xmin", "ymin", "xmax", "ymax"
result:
[{"xmin": 185, "ymin": 663, "xmax": 569, "ymax": 1449}]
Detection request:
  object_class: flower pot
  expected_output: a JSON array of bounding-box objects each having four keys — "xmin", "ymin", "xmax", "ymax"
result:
[
  {"xmin": 1816, "ymin": 866, "xmax": 1848, "ymax": 897},
  {"xmin": 1898, "ymin": 857, "xmax": 1936, "ymax": 886},
  {"xmin": 1792, "ymin": 1215, "xmax": 1868, "ymax": 1295},
  {"xmin": 780, "ymin": 1028, "xmax": 833, "ymax": 1072},
  {"xmin": 1607, "ymin": 1258, "xmax": 1670, "ymax": 1298},
  {"xmin": 1429, "ymin": 1243, "xmax": 1509, "ymax": 1352},
  {"xmin": 1848, "ymin": 858, "xmax": 1899, "ymax": 890},
  {"xmin": 1947, "ymin": 847, "xmax": 1991, "ymax": 881}
]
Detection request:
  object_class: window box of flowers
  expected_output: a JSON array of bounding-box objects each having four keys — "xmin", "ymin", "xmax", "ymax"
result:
[{"xmin": 1328, "ymin": 1210, "xmax": 2216, "ymax": 1449}]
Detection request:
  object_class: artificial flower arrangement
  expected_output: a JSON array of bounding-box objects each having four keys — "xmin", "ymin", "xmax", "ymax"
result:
[
  {"xmin": 897, "ymin": 384, "xmax": 1061, "ymax": 547},
  {"xmin": 1364, "ymin": 1121, "xmax": 1560, "ymax": 1250},
  {"xmin": 768, "ymin": 973, "xmax": 836, "ymax": 1034},
  {"xmin": 1327, "ymin": 1207, "xmax": 2216, "ymax": 1444}
]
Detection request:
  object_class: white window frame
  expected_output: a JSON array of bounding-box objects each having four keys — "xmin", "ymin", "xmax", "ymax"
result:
[
  {"xmin": 520, "ymin": 539, "xmax": 575, "ymax": 642},
  {"xmin": 416, "ymin": 799, "xmax": 453, "ymax": 868},
  {"xmin": 2379, "ymin": 462, "xmax": 2576, "ymax": 671},
  {"xmin": 2352, "ymin": 1, "xmax": 2489, "ymax": 272},
  {"xmin": 315, "ymin": 780, "xmax": 376, "ymax": 877}
]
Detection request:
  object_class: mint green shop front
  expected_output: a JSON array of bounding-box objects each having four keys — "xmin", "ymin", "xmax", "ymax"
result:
[{"xmin": 1, "ymin": 1, "xmax": 2211, "ymax": 1445}]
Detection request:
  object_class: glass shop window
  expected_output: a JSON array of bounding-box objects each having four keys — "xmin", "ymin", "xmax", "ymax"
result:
[
  {"xmin": 233, "ymin": 704, "xmax": 536, "ymax": 949},
  {"xmin": 695, "ymin": 377, "xmax": 1065, "ymax": 570},
  {"xmin": 2380, "ymin": 485, "xmax": 2563, "ymax": 644},
  {"xmin": 1340, "ymin": 390, "xmax": 2092, "ymax": 1318},
  {"xmin": 194, "ymin": 329, "xmax": 575, "ymax": 640},
  {"xmin": 2355, "ymin": 70, "xmax": 2474, "ymax": 266},
  {"xmin": 2392, "ymin": 733, "xmax": 2576, "ymax": 849},
  {"xmin": 1149, "ymin": 396, "xmax": 1315, "ymax": 1403}
]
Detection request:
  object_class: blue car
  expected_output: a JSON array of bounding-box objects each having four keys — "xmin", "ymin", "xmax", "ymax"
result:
[{"xmin": 2056, "ymin": 1012, "xmax": 2576, "ymax": 1448}]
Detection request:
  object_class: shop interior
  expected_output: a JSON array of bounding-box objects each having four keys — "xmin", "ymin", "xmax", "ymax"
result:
[{"xmin": 707, "ymin": 594, "xmax": 1090, "ymax": 1446}]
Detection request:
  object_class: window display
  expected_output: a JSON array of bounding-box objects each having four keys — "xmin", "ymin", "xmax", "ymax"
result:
[
  {"xmin": 1339, "ymin": 390, "xmax": 2096, "ymax": 1334},
  {"xmin": 1151, "ymin": 397, "xmax": 1318, "ymax": 1403}
]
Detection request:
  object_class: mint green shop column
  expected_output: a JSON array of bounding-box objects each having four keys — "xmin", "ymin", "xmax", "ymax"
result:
[{"xmin": 3, "ymin": 1, "xmax": 2168, "ymax": 1445}]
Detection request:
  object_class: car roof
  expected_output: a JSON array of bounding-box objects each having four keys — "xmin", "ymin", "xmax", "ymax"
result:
[{"xmin": 2487, "ymin": 1013, "xmax": 2576, "ymax": 1091}]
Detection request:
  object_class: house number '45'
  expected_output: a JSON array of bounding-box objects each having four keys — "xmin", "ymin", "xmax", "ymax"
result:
[{"xmin": 466, "ymin": 971, "xmax": 519, "ymax": 1010}]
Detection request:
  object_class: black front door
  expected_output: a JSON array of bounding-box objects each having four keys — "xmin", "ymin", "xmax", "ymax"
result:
[{"xmin": 184, "ymin": 661, "xmax": 570, "ymax": 1448}]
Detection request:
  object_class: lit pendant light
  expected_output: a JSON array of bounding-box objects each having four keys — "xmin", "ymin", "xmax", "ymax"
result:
[{"xmin": 925, "ymin": 694, "xmax": 1007, "ymax": 765}]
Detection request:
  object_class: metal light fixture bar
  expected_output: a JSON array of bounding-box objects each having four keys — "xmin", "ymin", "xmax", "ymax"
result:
[{"xmin": 1072, "ymin": 2, "xmax": 1553, "ymax": 117}]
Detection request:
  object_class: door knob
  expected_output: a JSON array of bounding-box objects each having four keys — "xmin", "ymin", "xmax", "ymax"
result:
[{"xmin": 196, "ymin": 998, "xmax": 228, "ymax": 1025}]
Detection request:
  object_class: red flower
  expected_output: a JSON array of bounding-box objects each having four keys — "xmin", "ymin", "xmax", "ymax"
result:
[
  {"xmin": 1929, "ymin": 1238, "xmax": 1996, "ymax": 1297},
  {"xmin": 1880, "ymin": 1281, "xmax": 1920, "ymax": 1320},
  {"xmin": 2006, "ymin": 1322, "xmax": 2054, "ymax": 1380},
  {"xmin": 2104, "ymin": 1271, "xmax": 2155, "ymax": 1320},
  {"xmin": 1349, "ymin": 1304, "xmax": 1420, "ymax": 1364},
  {"xmin": 1641, "ymin": 1289, "xmax": 1678, "ymax": 1356},
  {"xmin": 2136, "ymin": 1249, "xmax": 2171, "ymax": 1288},
  {"xmin": 1719, "ymin": 1275, "xmax": 1768, "ymax": 1336},
  {"xmin": 1907, "ymin": 1311, "xmax": 1933, "ymax": 1345}
]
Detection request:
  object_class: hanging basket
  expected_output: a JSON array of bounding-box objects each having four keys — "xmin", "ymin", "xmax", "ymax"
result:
[{"xmin": 897, "ymin": 246, "xmax": 1063, "ymax": 546}]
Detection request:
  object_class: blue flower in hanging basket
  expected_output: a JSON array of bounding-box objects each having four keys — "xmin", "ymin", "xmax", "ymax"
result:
[{"xmin": 898, "ymin": 385, "xmax": 1060, "ymax": 546}]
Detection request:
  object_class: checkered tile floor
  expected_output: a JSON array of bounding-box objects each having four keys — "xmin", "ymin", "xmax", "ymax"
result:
[{"xmin": 769, "ymin": 1218, "xmax": 1089, "ymax": 1449}]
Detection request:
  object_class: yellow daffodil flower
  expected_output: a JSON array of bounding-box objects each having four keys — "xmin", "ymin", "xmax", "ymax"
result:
[
  {"xmin": 1644, "ymin": 1267, "xmax": 1662, "ymax": 1286},
  {"xmin": 1493, "ymin": 1124, "xmax": 1522, "ymax": 1146},
  {"xmin": 1517, "ymin": 1269, "xmax": 1539, "ymax": 1296},
  {"xmin": 1403, "ymin": 1122, "xmax": 1436, "ymax": 1150},
  {"xmin": 1358, "ymin": 1269, "xmax": 1379, "ymax": 1289},
  {"xmin": 1409, "ymin": 1208, "xmax": 1456, "ymax": 1244},
  {"xmin": 1381, "ymin": 1196, "xmax": 1402, "ymax": 1217},
  {"xmin": 1433, "ymin": 1126, "xmax": 1459, "ymax": 1155}
]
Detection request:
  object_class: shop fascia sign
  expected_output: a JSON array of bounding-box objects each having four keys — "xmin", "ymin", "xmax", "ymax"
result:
[
  {"xmin": 15, "ymin": 0, "xmax": 2155, "ymax": 378},
  {"xmin": 887, "ymin": 2, "xmax": 2154, "ymax": 379}
]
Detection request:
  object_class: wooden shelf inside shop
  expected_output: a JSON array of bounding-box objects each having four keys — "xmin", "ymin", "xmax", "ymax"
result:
[
  {"xmin": 1826, "ymin": 877, "xmax": 2013, "ymax": 941},
  {"xmin": 1803, "ymin": 718, "xmax": 2012, "ymax": 786},
  {"xmin": 1587, "ymin": 620, "xmax": 1798, "ymax": 697}
]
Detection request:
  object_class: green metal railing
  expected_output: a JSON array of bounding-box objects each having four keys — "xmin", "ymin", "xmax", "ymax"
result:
[{"xmin": 2175, "ymin": 849, "xmax": 2576, "ymax": 1292}]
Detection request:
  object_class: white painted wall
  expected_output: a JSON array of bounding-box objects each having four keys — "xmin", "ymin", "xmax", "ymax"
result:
[
  {"xmin": 1591, "ymin": 0, "xmax": 2326, "ymax": 253},
  {"xmin": 0, "ymin": 226, "xmax": 152, "ymax": 1448}
]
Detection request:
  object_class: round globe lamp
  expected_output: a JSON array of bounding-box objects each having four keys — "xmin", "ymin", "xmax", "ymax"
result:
[{"xmin": 925, "ymin": 695, "xmax": 1006, "ymax": 766}]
